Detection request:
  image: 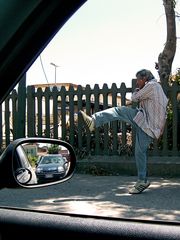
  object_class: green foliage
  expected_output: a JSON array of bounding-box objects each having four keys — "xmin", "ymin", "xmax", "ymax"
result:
[
  {"xmin": 27, "ymin": 155, "xmax": 38, "ymax": 167},
  {"xmin": 166, "ymin": 67, "xmax": 180, "ymax": 150},
  {"xmin": 48, "ymin": 144, "xmax": 60, "ymax": 154},
  {"xmin": 169, "ymin": 68, "xmax": 180, "ymax": 85},
  {"xmin": 166, "ymin": 101, "xmax": 173, "ymax": 150},
  {"xmin": 167, "ymin": 101, "xmax": 173, "ymax": 122}
]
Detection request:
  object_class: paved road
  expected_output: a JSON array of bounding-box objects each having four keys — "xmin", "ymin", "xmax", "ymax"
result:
[{"xmin": 0, "ymin": 173, "xmax": 180, "ymax": 222}]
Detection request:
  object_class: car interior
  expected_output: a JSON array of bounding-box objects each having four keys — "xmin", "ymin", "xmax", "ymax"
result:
[{"xmin": 0, "ymin": 0, "xmax": 180, "ymax": 239}]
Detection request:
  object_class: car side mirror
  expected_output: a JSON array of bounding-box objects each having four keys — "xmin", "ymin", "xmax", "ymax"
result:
[{"xmin": 0, "ymin": 138, "xmax": 76, "ymax": 188}]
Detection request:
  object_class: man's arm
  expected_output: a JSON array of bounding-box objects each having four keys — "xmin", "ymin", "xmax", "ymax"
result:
[{"xmin": 131, "ymin": 82, "xmax": 154, "ymax": 102}]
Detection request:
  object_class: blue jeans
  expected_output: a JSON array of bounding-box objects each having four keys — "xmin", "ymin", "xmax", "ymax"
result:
[{"xmin": 92, "ymin": 106, "xmax": 153, "ymax": 181}]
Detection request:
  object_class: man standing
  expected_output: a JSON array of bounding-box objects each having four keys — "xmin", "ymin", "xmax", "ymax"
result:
[{"xmin": 79, "ymin": 69, "xmax": 168, "ymax": 194}]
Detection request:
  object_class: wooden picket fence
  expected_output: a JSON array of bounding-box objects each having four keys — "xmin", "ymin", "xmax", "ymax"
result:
[{"xmin": 0, "ymin": 80, "xmax": 180, "ymax": 157}]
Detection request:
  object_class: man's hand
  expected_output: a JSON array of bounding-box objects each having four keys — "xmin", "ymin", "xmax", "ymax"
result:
[{"xmin": 134, "ymin": 88, "xmax": 140, "ymax": 92}]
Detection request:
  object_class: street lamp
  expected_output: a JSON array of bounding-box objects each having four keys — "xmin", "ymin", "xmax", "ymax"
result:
[{"xmin": 50, "ymin": 62, "xmax": 60, "ymax": 83}]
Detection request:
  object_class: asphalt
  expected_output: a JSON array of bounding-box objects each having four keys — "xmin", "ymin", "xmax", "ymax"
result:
[
  {"xmin": 57, "ymin": 172, "xmax": 180, "ymax": 222},
  {"xmin": 0, "ymin": 172, "xmax": 180, "ymax": 223}
]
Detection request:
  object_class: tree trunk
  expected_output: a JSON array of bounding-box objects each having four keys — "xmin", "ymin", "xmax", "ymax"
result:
[{"xmin": 157, "ymin": 0, "xmax": 176, "ymax": 86}]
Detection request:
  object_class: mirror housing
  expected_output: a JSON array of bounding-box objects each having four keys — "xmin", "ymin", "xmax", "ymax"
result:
[{"xmin": 0, "ymin": 138, "xmax": 76, "ymax": 189}]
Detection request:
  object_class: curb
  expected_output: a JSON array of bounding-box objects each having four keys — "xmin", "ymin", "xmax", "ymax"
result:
[{"xmin": 76, "ymin": 156, "xmax": 180, "ymax": 177}]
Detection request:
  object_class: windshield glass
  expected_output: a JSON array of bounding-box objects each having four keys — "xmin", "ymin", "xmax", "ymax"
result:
[{"xmin": 0, "ymin": 0, "xmax": 180, "ymax": 224}]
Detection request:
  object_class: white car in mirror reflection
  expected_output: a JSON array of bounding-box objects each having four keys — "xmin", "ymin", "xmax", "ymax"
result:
[{"xmin": 35, "ymin": 154, "xmax": 68, "ymax": 183}]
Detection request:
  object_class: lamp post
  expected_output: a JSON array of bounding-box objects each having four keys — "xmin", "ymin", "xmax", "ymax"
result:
[{"xmin": 50, "ymin": 62, "xmax": 60, "ymax": 83}]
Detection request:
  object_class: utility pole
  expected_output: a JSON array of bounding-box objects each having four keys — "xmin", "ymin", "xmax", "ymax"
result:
[{"xmin": 50, "ymin": 62, "xmax": 60, "ymax": 83}]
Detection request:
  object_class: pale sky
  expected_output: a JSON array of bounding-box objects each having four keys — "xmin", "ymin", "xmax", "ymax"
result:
[{"xmin": 26, "ymin": 0, "xmax": 180, "ymax": 88}]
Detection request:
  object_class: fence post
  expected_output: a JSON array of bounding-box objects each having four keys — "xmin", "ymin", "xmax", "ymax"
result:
[
  {"xmin": 16, "ymin": 74, "xmax": 26, "ymax": 138},
  {"xmin": 27, "ymin": 85, "xmax": 35, "ymax": 137}
]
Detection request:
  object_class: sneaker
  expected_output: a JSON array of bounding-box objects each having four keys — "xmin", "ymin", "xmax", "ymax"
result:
[
  {"xmin": 129, "ymin": 180, "xmax": 150, "ymax": 194},
  {"xmin": 79, "ymin": 110, "xmax": 95, "ymax": 132}
]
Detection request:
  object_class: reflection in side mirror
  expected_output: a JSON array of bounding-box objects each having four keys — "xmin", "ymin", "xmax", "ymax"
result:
[
  {"xmin": 0, "ymin": 138, "xmax": 76, "ymax": 189},
  {"xmin": 14, "ymin": 140, "xmax": 74, "ymax": 187}
]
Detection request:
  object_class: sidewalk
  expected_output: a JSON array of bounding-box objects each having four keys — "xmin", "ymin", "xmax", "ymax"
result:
[{"xmin": 57, "ymin": 172, "xmax": 180, "ymax": 222}]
